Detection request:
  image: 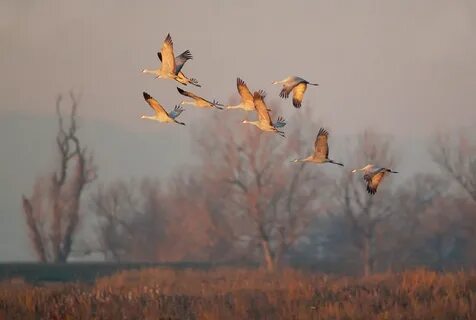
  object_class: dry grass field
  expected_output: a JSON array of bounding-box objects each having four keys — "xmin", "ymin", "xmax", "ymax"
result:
[{"xmin": 0, "ymin": 268, "xmax": 475, "ymax": 319}]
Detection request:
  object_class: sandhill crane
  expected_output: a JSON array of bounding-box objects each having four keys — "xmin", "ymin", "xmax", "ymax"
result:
[
  {"xmin": 141, "ymin": 92, "xmax": 185, "ymax": 125},
  {"xmin": 242, "ymin": 91, "xmax": 286, "ymax": 137},
  {"xmin": 227, "ymin": 78, "xmax": 267, "ymax": 112},
  {"xmin": 141, "ymin": 33, "xmax": 182, "ymax": 82},
  {"xmin": 292, "ymin": 128, "xmax": 344, "ymax": 166},
  {"xmin": 157, "ymin": 51, "xmax": 201, "ymax": 87},
  {"xmin": 272, "ymin": 76, "xmax": 319, "ymax": 108},
  {"xmin": 352, "ymin": 164, "xmax": 398, "ymax": 195},
  {"xmin": 177, "ymin": 87, "xmax": 224, "ymax": 110}
]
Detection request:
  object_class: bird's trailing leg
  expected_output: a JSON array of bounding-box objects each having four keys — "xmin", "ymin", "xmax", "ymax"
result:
[
  {"xmin": 189, "ymin": 78, "xmax": 201, "ymax": 87},
  {"xmin": 329, "ymin": 160, "xmax": 344, "ymax": 167},
  {"xmin": 212, "ymin": 100, "xmax": 224, "ymax": 110}
]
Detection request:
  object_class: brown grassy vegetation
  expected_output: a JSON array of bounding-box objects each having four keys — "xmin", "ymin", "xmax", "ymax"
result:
[{"xmin": 0, "ymin": 268, "xmax": 474, "ymax": 320}]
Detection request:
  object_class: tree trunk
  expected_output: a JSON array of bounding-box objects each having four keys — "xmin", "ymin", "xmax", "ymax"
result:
[
  {"xmin": 261, "ymin": 239, "xmax": 275, "ymax": 272},
  {"xmin": 362, "ymin": 236, "xmax": 373, "ymax": 276}
]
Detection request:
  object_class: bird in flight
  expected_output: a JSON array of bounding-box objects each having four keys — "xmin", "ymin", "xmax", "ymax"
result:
[
  {"xmin": 292, "ymin": 128, "xmax": 344, "ymax": 166},
  {"xmin": 177, "ymin": 87, "xmax": 224, "ymax": 110},
  {"xmin": 272, "ymin": 76, "xmax": 319, "ymax": 108},
  {"xmin": 242, "ymin": 91, "xmax": 286, "ymax": 137},
  {"xmin": 142, "ymin": 34, "xmax": 185, "ymax": 83},
  {"xmin": 141, "ymin": 92, "xmax": 186, "ymax": 125},
  {"xmin": 157, "ymin": 50, "xmax": 201, "ymax": 87},
  {"xmin": 227, "ymin": 78, "xmax": 268, "ymax": 112},
  {"xmin": 352, "ymin": 164, "xmax": 398, "ymax": 195}
]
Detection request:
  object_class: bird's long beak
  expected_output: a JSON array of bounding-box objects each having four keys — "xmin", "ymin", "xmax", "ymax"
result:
[{"xmin": 351, "ymin": 169, "xmax": 357, "ymax": 173}]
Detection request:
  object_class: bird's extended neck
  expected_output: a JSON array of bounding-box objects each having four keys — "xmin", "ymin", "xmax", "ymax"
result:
[
  {"xmin": 293, "ymin": 155, "xmax": 312, "ymax": 163},
  {"xmin": 142, "ymin": 69, "xmax": 158, "ymax": 75},
  {"xmin": 226, "ymin": 103, "xmax": 243, "ymax": 110},
  {"xmin": 181, "ymin": 100, "xmax": 196, "ymax": 106},
  {"xmin": 141, "ymin": 115, "xmax": 157, "ymax": 121},
  {"xmin": 272, "ymin": 79, "xmax": 286, "ymax": 85},
  {"xmin": 243, "ymin": 120, "xmax": 260, "ymax": 127}
]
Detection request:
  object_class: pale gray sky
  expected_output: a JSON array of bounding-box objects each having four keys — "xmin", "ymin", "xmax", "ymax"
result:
[{"xmin": 1, "ymin": 0, "xmax": 475, "ymax": 261}]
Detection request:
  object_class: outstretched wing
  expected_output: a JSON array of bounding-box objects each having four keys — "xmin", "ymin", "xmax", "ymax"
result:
[
  {"xmin": 279, "ymin": 82, "xmax": 294, "ymax": 99},
  {"xmin": 314, "ymin": 128, "xmax": 329, "ymax": 160},
  {"xmin": 160, "ymin": 33, "xmax": 176, "ymax": 75},
  {"xmin": 237, "ymin": 78, "xmax": 254, "ymax": 105},
  {"xmin": 169, "ymin": 105, "xmax": 185, "ymax": 119},
  {"xmin": 177, "ymin": 87, "xmax": 201, "ymax": 100},
  {"xmin": 292, "ymin": 82, "xmax": 307, "ymax": 108},
  {"xmin": 174, "ymin": 50, "xmax": 193, "ymax": 74},
  {"xmin": 142, "ymin": 92, "xmax": 168, "ymax": 116},
  {"xmin": 366, "ymin": 170, "xmax": 386, "ymax": 195},
  {"xmin": 253, "ymin": 91, "xmax": 272, "ymax": 125}
]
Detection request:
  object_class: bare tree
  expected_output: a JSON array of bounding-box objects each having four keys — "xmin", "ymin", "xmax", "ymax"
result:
[
  {"xmin": 331, "ymin": 130, "xmax": 397, "ymax": 276},
  {"xmin": 22, "ymin": 92, "xmax": 96, "ymax": 262},
  {"xmin": 194, "ymin": 107, "xmax": 330, "ymax": 271},
  {"xmin": 431, "ymin": 130, "xmax": 476, "ymax": 203},
  {"xmin": 381, "ymin": 173, "xmax": 449, "ymax": 270},
  {"xmin": 88, "ymin": 178, "xmax": 170, "ymax": 262}
]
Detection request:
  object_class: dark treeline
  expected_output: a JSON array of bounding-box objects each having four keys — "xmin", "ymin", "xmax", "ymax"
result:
[{"xmin": 21, "ymin": 93, "xmax": 476, "ymax": 276}]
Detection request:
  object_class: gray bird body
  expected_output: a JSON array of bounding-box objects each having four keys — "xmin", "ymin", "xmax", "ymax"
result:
[{"xmin": 272, "ymin": 76, "xmax": 319, "ymax": 108}]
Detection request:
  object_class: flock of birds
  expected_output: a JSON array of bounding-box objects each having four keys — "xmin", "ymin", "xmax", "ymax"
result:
[{"xmin": 140, "ymin": 34, "xmax": 398, "ymax": 195}]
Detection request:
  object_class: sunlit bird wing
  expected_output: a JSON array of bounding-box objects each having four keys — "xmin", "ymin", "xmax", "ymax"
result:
[
  {"xmin": 292, "ymin": 82, "xmax": 307, "ymax": 108},
  {"xmin": 365, "ymin": 170, "xmax": 386, "ymax": 195},
  {"xmin": 142, "ymin": 92, "xmax": 168, "ymax": 117},
  {"xmin": 157, "ymin": 50, "xmax": 192, "ymax": 75},
  {"xmin": 237, "ymin": 78, "xmax": 254, "ymax": 105},
  {"xmin": 314, "ymin": 128, "xmax": 329, "ymax": 160},
  {"xmin": 159, "ymin": 33, "xmax": 176, "ymax": 75},
  {"xmin": 177, "ymin": 87, "xmax": 201, "ymax": 100},
  {"xmin": 253, "ymin": 91, "xmax": 272, "ymax": 125}
]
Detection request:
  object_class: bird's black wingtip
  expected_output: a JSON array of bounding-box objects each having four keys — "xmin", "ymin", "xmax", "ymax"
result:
[
  {"xmin": 182, "ymin": 50, "xmax": 193, "ymax": 59},
  {"xmin": 143, "ymin": 92, "xmax": 151, "ymax": 100},
  {"xmin": 318, "ymin": 128, "xmax": 329, "ymax": 136},
  {"xmin": 293, "ymin": 99, "xmax": 302, "ymax": 108},
  {"xmin": 366, "ymin": 186, "xmax": 377, "ymax": 195},
  {"xmin": 176, "ymin": 87, "xmax": 185, "ymax": 94}
]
